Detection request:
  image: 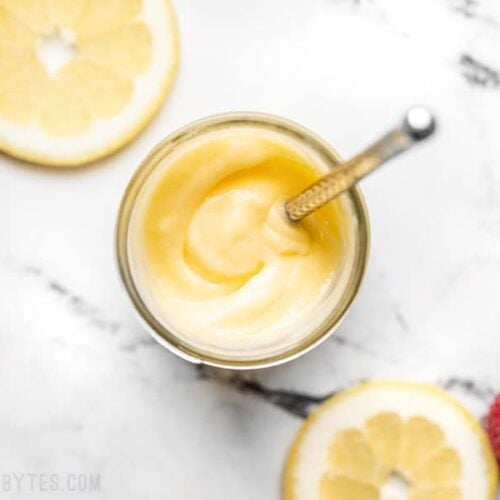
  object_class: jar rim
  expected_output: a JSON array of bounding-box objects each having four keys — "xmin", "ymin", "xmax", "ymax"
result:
[{"xmin": 115, "ymin": 112, "xmax": 370, "ymax": 369}]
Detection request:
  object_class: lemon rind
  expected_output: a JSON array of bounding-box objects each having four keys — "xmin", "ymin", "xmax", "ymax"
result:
[
  {"xmin": 283, "ymin": 380, "xmax": 498, "ymax": 500},
  {"xmin": 0, "ymin": 0, "xmax": 179, "ymax": 167}
]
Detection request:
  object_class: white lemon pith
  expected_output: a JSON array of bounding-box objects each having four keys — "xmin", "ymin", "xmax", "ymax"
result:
[
  {"xmin": 0, "ymin": 0, "xmax": 178, "ymax": 166},
  {"xmin": 284, "ymin": 381, "xmax": 497, "ymax": 500}
]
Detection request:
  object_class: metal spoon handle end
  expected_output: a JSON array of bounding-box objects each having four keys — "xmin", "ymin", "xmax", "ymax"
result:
[
  {"xmin": 285, "ymin": 106, "xmax": 436, "ymax": 222},
  {"xmin": 403, "ymin": 106, "xmax": 436, "ymax": 141}
]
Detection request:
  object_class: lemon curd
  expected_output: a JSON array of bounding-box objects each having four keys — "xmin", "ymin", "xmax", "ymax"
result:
[{"xmin": 127, "ymin": 123, "xmax": 357, "ymax": 356}]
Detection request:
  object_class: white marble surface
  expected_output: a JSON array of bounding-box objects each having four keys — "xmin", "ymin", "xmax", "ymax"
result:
[{"xmin": 2, "ymin": 0, "xmax": 500, "ymax": 498}]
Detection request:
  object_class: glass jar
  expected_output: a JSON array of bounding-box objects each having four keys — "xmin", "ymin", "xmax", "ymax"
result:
[{"xmin": 116, "ymin": 113, "xmax": 369, "ymax": 369}]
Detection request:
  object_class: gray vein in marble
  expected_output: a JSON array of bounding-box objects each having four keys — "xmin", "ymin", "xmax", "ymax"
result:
[
  {"xmin": 197, "ymin": 365, "xmax": 498, "ymax": 421},
  {"xmin": 441, "ymin": 377, "xmax": 497, "ymax": 402},
  {"xmin": 448, "ymin": 0, "xmax": 500, "ymax": 28},
  {"xmin": 136, "ymin": 374, "xmax": 165, "ymax": 397},
  {"xmin": 449, "ymin": 0, "xmax": 480, "ymax": 18},
  {"xmin": 23, "ymin": 265, "xmax": 121, "ymax": 335},
  {"xmin": 120, "ymin": 336, "xmax": 157, "ymax": 352},
  {"xmin": 432, "ymin": 256, "xmax": 497, "ymax": 311},
  {"xmin": 460, "ymin": 54, "xmax": 500, "ymax": 88},
  {"xmin": 331, "ymin": 333, "xmax": 402, "ymax": 363},
  {"xmin": 391, "ymin": 303, "xmax": 410, "ymax": 333},
  {"xmin": 197, "ymin": 366, "xmax": 333, "ymax": 418},
  {"xmin": 393, "ymin": 312, "xmax": 409, "ymax": 332},
  {"xmin": 433, "ymin": 256, "xmax": 499, "ymax": 311},
  {"xmin": 17, "ymin": 262, "xmax": 158, "ymax": 354},
  {"xmin": 228, "ymin": 378, "xmax": 329, "ymax": 418}
]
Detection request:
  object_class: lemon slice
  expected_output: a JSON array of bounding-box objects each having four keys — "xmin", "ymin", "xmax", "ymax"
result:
[
  {"xmin": 283, "ymin": 381, "xmax": 497, "ymax": 499},
  {"xmin": 0, "ymin": 0, "xmax": 178, "ymax": 166}
]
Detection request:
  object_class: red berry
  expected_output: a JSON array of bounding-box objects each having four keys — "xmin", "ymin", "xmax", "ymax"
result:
[{"xmin": 487, "ymin": 395, "xmax": 500, "ymax": 462}]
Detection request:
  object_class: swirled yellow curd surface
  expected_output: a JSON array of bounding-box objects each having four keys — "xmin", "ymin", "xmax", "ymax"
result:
[{"xmin": 130, "ymin": 127, "xmax": 355, "ymax": 353}]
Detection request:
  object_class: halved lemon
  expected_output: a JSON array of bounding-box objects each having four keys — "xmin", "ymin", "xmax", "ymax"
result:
[
  {"xmin": 284, "ymin": 381, "xmax": 497, "ymax": 499},
  {"xmin": 0, "ymin": 0, "xmax": 178, "ymax": 166}
]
